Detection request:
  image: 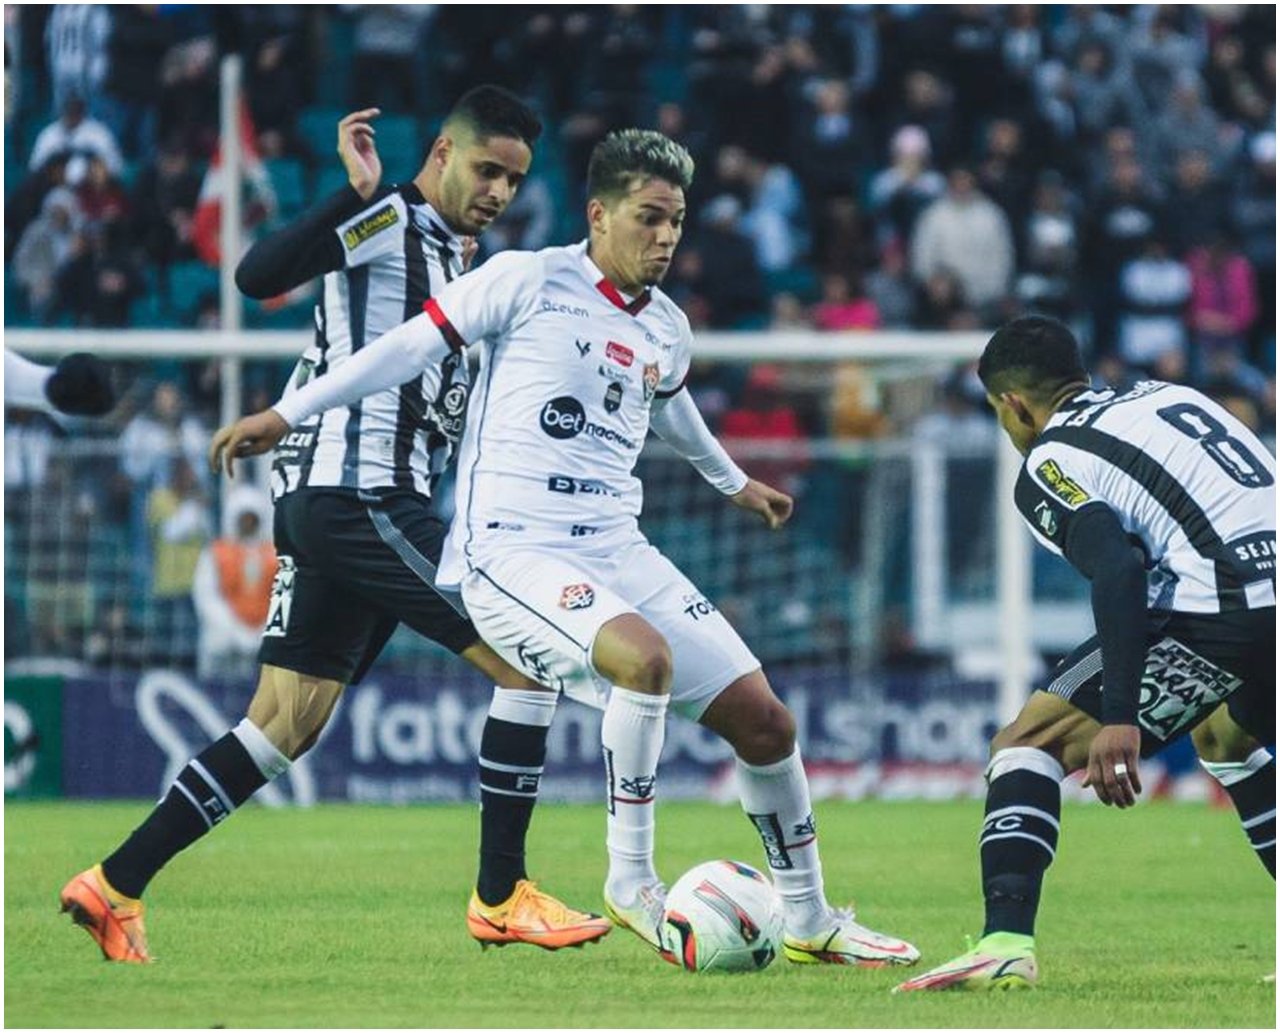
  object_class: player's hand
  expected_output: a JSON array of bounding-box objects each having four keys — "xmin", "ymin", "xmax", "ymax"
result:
[
  {"xmin": 460, "ymin": 236, "xmax": 479, "ymax": 271},
  {"xmin": 1082, "ymin": 724, "xmax": 1143, "ymax": 808},
  {"xmin": 730, "ymin": 478, "xmax": 794, "ymax": 530},
  {"xmin": 338, "ymin": 108, "xmax": 382, "ymax": 200},
  {"xmin": 46, "ymin": 352, "xmax": 116, "ymax": 416},
  {"xmin": 209, "ymin": 410, "xmax": 290, "ymax": 479}
]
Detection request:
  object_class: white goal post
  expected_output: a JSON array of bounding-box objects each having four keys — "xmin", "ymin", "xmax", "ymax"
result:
[{"xmin": 5, "ymin": 326, "xmax": 1036, "ymax": 722}]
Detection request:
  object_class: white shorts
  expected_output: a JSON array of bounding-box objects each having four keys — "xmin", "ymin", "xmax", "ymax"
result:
[{"xmin": 460, "ymin": 534, "xmax": 760, "ymax": 720}]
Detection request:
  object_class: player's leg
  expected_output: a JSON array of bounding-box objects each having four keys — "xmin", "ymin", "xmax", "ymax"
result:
[
  {"xmin": 1193, "ymin": 706, "xmax": 1275, "ymax": 878},
  {"xmin": 363, "ymin": 500, "xmax": 612, "ymax": 948},
  {"xmin": 697, "ymin": 671, "xmax": 920, "ymax": 967},
  {"xmin": 61, "ymin": 494, "xmax": 368, "ymax": 962},
  {"xmin": 461, "ymin": 549, "xmax": 671, "ymax": 947}
]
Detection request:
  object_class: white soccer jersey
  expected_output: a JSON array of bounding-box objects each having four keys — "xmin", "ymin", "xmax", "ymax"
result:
[
  {"xmin": 271, "ymin": 186, "xmax": 469, "ymax": 500},
  {"xmin": 1016, "ymin": 380, "xmax": 1276, "ymax": 614},
  {"xmin": 419, "ymin": 241, "xmax": 693, "ymax": 586}
]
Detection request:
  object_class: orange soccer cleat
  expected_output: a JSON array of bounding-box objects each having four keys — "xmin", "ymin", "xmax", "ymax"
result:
[
  {"xmin": 59, "ymin": 865, "xmax": 152, "ymax": 963},
  {"xmin": 467, "ymin": 880, "xmax": 613, "ymax": 951}
]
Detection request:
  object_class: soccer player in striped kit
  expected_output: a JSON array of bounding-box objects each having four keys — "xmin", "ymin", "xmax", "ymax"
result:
[
  {"xmin": 60, "ymin": 88, "xmax": 611, "ymax": 963},
  {"xmin": 214, "ymin": 128, "xmax": 921, "ymax": 969},
  {"xmin": 896, "ymin": 316, "xmax": 1275, "ymax": 992}
]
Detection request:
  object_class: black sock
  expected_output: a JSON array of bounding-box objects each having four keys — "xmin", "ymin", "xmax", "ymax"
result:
[
  {"xmin": 980, "ymin": 748, "xmax": 1062, "ymax": 939},
  {"xmin": 476, "ymin": 711, "xmax": 550, "ymax": 906},
  {"xmin": 1204, "ymin": 752, "xmax": 1275, "ymax": 878},
  {"xmin": 101, "ymin": 732, "xmax": 269, "ymax": 898}
]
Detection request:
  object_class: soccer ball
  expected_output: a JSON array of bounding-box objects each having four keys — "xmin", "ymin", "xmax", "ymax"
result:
[{"xmin": 660, "ymin": 860, "xmax": 784, "ymax": 973}]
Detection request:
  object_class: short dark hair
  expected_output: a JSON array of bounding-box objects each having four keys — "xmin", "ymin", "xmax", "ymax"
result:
[
  {"xmin": 444, "ymin": 85, "xmax": 542, "ymax": 148},
  {"xmin": 586, "ymin": 129, "xmax": 694, "ymax": 203},
  {"xmin": 978, "ymin": 315, "xmax": 1089, "ymax": 401}
]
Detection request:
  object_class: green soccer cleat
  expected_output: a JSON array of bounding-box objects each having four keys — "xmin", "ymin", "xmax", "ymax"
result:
[
  {"xmin": 892, "ymin": 932, "xmax": 1037, "ymax": 992},
  {"xmin": 602, "ymin": 880, "xmax": 668, "ymax": 954},
  {"xmin": 783, "ymin": 907, "xmax": 921, "ymax": 967}
]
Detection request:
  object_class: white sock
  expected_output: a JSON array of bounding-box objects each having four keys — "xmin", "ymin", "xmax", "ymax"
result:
[
  {"xmin": 737, "ymin": 747, "xmax": 828, "ymax": 936},
  {"xmin": 602, "ymin": 686, "xmax": 668, "ymax": 902}
]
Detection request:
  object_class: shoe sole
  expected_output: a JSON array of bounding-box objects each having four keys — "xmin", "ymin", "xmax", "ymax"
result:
[
  {"xmin": 783, "ymin": 944, "xmax": 917, "ymax": 968},
  {"xmin": 468, "ymin": 918, "xmax": 612, "ymax": 952}
]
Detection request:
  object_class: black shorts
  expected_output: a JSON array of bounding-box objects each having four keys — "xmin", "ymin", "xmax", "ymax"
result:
[
  {"xmin": 258, "ymin": 488, "xmax": 479, "ymax": 683},
  {"xmin": 1043, "ymin": 607, "xmax": 1275, "ymax": 757}
]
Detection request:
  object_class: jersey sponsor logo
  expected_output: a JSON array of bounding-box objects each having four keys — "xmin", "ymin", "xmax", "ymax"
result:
[
  {"xmin": 540, "ymin": 298, "xmax": 590, "ymax": 319},
  {"xmin": 1225, "ymin": 533, "xmax": 1277, "ymax": 580},
  {"xmin": 570, "ymin": 524, "xmax": 600, "ymax": 537},
  {"xmin": 539, "ymin": 396, "xmax": 639, "ymax": 449},
  {"xmin": 1035, "ymin": 459, "xmax": 1090, "ymax": 507},
  {"xmin": 342, "ymin": 203, "xmax": 399, "ymax": 250},
  {"xmin": 1137, "ymin": 637, "xmax": 1242, "ymax": 741},
  {"xmin": 1034, "ymin": 500, "xmax": 1059, "ymax": 538},
  {"xmin": 427, "ymin": 382, "xmax": 470, "ymax": 440},
  {"xmin": 681, "ymin": 591, "xmax": 718, "ymax": 621},
  {"xmin": 262, "ymin": 556, "xmax": 297, "ymax": 637},
  {"xmin": 546, "ymin": 474, "xmax": 621, "ymax": 497},
  {"xmin": 559, "ymin": 583, "xmax": 595, "ymax": 610},
  {"xmin": 747, "ymin": 812, "xmax": 794, "ymax": 870},
  {"xmin": 605, "ymin": 341, "xmax": 634, "ymax": 367},
  {"xmin": 597, "ymin": 362, "xmax": 628, "ymax": 383},
  {"xmin": 643, "ymin": 362, "xmax": 660, "ymax": 402},
  {"xmin": 575, "ymin": 339, "xmax": 592, "ymax": 357},
  {"xmin": 604, "ymin": 381, "xmax": 623, "ymax": 413}
]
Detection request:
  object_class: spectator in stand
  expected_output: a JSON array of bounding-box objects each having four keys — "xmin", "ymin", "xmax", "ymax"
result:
[
  {"xmin": 1186, "ymin": 228, "xmax": 1260, "ymax": 380},
  {"xmin": 1205, "ymin": 33, "xmax": 1272, "ymax": 131},
  {"xmin": 6, "ymin": 153, "xmax": 70, "ymax": 263},
  {"xmin": 246, "ymin": 32, "xmax": 317, "ymax": 187},
  {"xmin": 132, "ymin": 140, "xmax": 203, "ymax": 270},
  {"xmin": 812, "ymin": 272, "xmax": 879, "ymax": 332},
  {"xmin": 864, "ymin": 238, "xmax": 916, "ymax": 329},
  {"xmin": 12, "ymin": 187, "xmax": 81, "ymax": 322},
  {"xmin": 146, "ymin": 457, "xmax": 211, "ymax": 668},
  {"xmin": 915, "ymin": 267, "xmax": 979, "ymax": 331},
  {"xmin": 1115, "ymin": 234, "xmax": 1192, "ymax": 373},
  {"xmin": 193, "ymin": 485, "xmax": 276, "ymax": 681},
  {"xmin": 157, "ymin": 36, "xmax": 220, "ymax": 160},
  {"xmin": 1015, "ymin": 171, "xmax": 1080, "ymax": 323},
  {"xmin": 976, "ymin": 118, "xmax": 1033, "ymax": 233},
  {"xmin": 44, "ymin": 4, "xmax": 111, "ymax": 113},
  {"xmin": 120, "ymin": 381, "xmax": 210, "ymax": 494},
  {"xmin": 812, "ymin": 195, "xmax": 876, "ymax": 284},
  {"xmin": 796, "ymin": 77, "xmax": 864, "ymax": 206},
  {"xmin": 911, "ymin": 165, "xmax": 1014, "ymax": 318},
  {"xmin": 769, "ymin": 293, "xmax": 812, "ymax": 331},
  {"xmin": 675, "ymin": 195, "xmax": 768, "ymax": 329},
  {"xmin": 100, "ymin": 5, "xmax": 171, "ymax": 160},
  {"xmin": 1067, "ymin": 39, "xmax": 1144, "ymax": 149},
  {"xmin": 943, "ymin": 7, "xmax": 1004, "ymax": 150},
  {"xmin": 55, "ymin": 220, "xmax": 143, "ymax": 328},
  {"xmin": 890, "ymin": 68, "xmax": 959, "ymax": 167},
  {"xmin": 868, "ymin": 124, "xmax": 945, "ymax": 249},
  {"xmin": 708, "ymin": 145, "xmax": 809, "ymax": 275},
  {"xmin": 349, "ymin": 5, "xmax": 433, "ymax": 113},
  {"xmin": 1231, "ymin": 132, "xmax": 1276, "ymax": 367},
  {"xmin": 1129, "ymin": 6, "xmax": 1207, "ymax": 117},
  {"xmin": 28, "ymin": 95, "xmax": 123, "ymax": 186},
  {"xmin": 74, "ymin": 156, "xmax": 129, "ymax": 230},
  {"xmin": 999, "ymin": 5, "xmax": 1045, "ymax": 120},
  {"xmin": 1149, "ymin": 73, "xmax": 1229, "ymax": 179},
  {"xmin": 1165, "ymin": 149, "xmax": 1230, "ymax": 256},
  {"xmin": 720, "ymin": 363, "xmax": 811, "ymax": 495},
  {"xmin": 1051, "ymin": 6, "xmax": 1126, "ymax": 63}
]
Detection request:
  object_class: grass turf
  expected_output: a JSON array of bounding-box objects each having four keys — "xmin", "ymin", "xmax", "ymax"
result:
[{"xmin": 5, "ymin": 799, "xmax": 1275, "ymax": 1028}]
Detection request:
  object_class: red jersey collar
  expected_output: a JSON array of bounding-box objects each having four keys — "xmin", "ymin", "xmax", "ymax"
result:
[{"xmin": 580, "ymin": 243, "xmax": 652, "ymax": 316}]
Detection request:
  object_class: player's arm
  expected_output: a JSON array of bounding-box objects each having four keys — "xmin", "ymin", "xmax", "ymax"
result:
[
  {"xmin": 235, "ymin": 109, "xmax": 384, "ymax": 299},
  {"xmin": 1061, "ymin": 504, "xmax": 1149, "ymax": 808},
  {"xmin": 211, "ymin": 251, "xmax": 540, "ymax": 477},
  {"xmin": 650, "ymin": 388, "xmax": 792, "ymax": 529}
]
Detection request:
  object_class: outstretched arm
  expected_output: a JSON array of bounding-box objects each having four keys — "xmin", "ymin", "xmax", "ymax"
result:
[
  {"xmin": 650, "ymin": 388, "xmax": 792, "ymax": 529},
  {"xmin": 235, "ymin": 109, "xmax": 384, "ymax": 298}
]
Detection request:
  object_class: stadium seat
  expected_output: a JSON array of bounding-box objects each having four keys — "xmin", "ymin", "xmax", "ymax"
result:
[
  {"xmin": 166, "ymin": 261, "xmax": 220, "ymax": 321},
  {"xmin": 265, "ymin": 158, "xmax": 307, "ymax": 217}
]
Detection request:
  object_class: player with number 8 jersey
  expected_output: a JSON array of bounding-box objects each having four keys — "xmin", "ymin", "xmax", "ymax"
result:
[{"xmin": 896, "ymin": 316, "xmax": 1274, "ymax": 994}]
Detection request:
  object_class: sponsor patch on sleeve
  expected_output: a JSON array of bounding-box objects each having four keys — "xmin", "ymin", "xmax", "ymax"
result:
[
  {"xmin": 343, "ymin": 203, "xmax": 399, "ymax": 250},
  {"xmin": 1035, "ymin": 458, "xmax": 1091, "ymax": 507}
]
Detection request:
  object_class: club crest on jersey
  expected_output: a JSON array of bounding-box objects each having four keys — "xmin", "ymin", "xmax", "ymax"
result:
[
  {"xmin": 605, "ymin": 341, "xmax": 634, "ymax": 367},
  {"xmin": 604, "ymin": 381, "xmax": 623, "ymax": 413},
  {"xmin": 342, "ymin": 204, "xmax": 399, "ymax": 250},
  {"xmin": 559, "ymin": 583, "xmax": 595, "ymax": 610},
  {"xmin": 1034, "ymin": 500, "xmax": 1059, "ymax": 537},
  {"xmin": 643, "ymin": 362, "xmax": 660, "ymax": 402},
  {"xmin": 1035, "ymin": 459, "xmax": 1090, "ymax": 507}
]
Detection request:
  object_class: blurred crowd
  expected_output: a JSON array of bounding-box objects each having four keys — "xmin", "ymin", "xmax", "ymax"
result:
[{"xmin": 3, "ymin": 4, "xmax": 1275, "ymax": 673}]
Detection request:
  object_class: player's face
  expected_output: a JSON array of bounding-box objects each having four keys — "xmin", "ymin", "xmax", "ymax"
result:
[
  {"xmin": 592, "ymin": 178, "xmax": 686, "ymax": 292},
  {"xmin": 437, "ymin": 133, "xmax": 532, "ymax": 236},
  {"xmin": 988, "ymin": 392, "xmax": 1038, "ymax": 455}
]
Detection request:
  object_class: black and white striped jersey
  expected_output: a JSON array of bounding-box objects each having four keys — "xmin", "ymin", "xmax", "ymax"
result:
[
  {"xmin": 1016, "ymin": 380, "xmax": 1276, "ymax": 615},
  {"xmin": 270, "ymin": 185, "xmax": 468, "ymax": 500}
]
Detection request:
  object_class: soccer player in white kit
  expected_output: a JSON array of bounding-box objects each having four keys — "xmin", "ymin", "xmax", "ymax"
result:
[{"xmin": 214, "ymin": 129, "xmax": 920, "ymax": 968}]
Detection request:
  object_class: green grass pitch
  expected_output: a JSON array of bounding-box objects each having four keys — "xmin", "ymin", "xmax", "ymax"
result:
[{"xmin": 5, "ymin": 799, "xmax": 1275, "ymax": 1028}]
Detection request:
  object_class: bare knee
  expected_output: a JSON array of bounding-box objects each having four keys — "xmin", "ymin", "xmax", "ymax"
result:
[
  {"xmin": 624, "ymin": 641, "xmax": 673, "ymax": 695},
  {"xmin": 732, "ymin": 700, "xmax": 797, "ymax": 766},
  {"xmin": 1191, "ymin": 708, "xmax": 1261, "ymax": 765},
  {"xmin": 247, "ymin": 665, "xmax": 344, "ymax": 760},
  {"xmin": 593, "ymin": 615, "xmax": 673, "ymax": 695}
]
